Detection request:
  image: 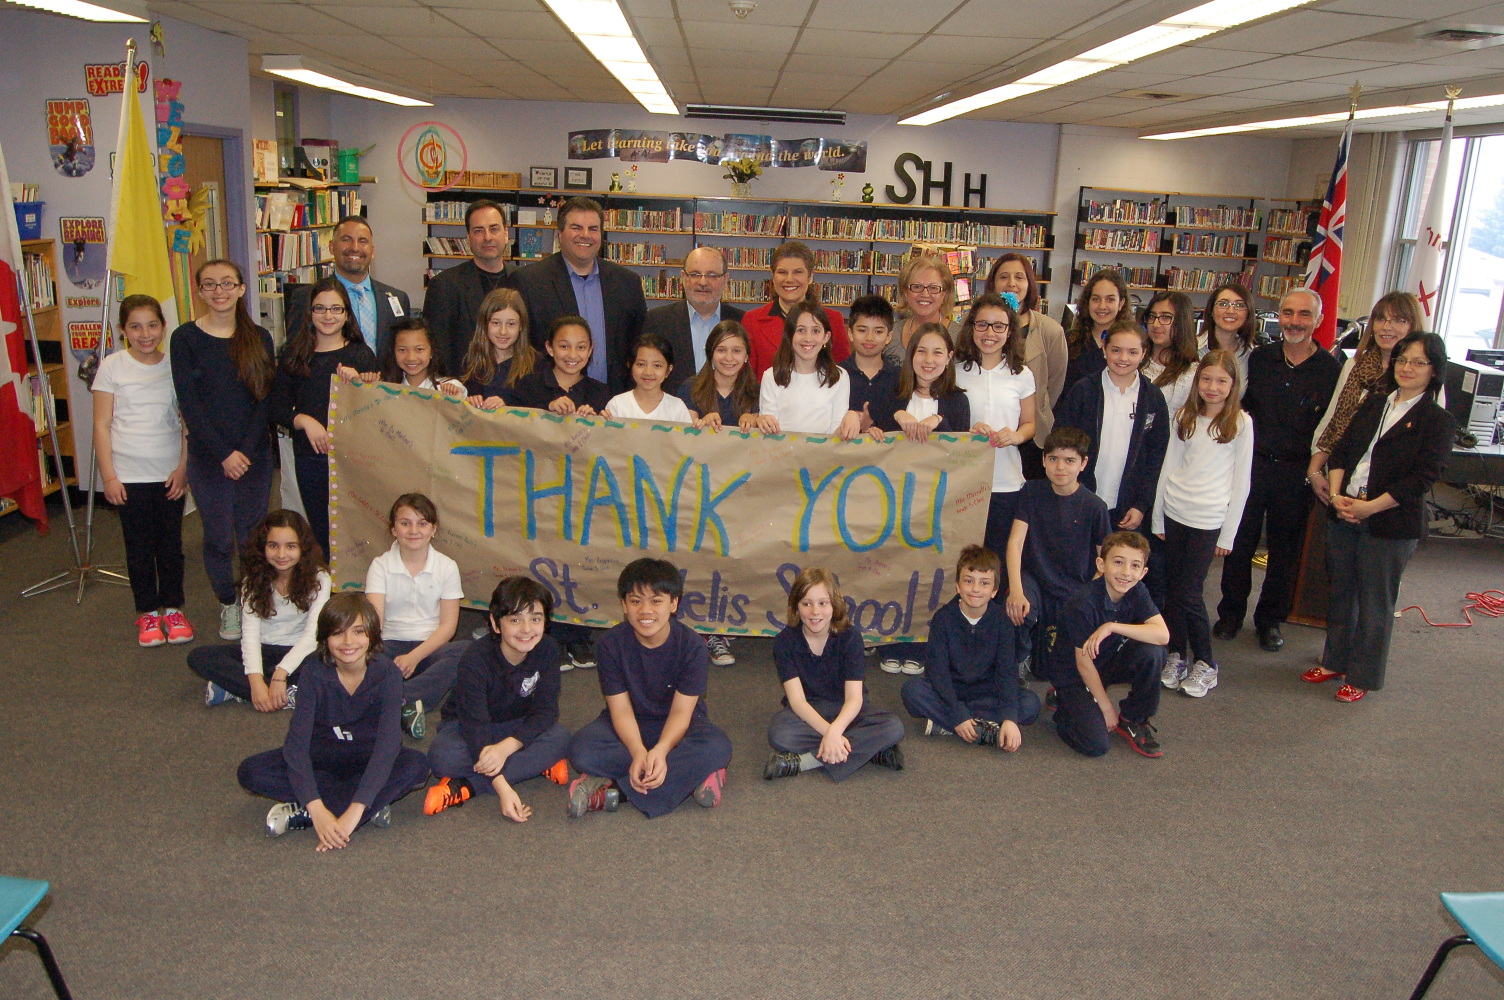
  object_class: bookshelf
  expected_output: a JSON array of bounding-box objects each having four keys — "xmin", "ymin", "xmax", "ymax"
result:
[
  {"xmin": 1068, "ymin": 186, "xmax": 1318, "ymax": 308},
  {"xmin": 2, "ymin": 239, "xmax": 75, "ymax": 519},
  {"xmin": 254, "ymin": 181, "xmax": 365, "ymax": 295},
  {"xmin": 420, "ymin": 189, "xmax": 1054, "ymax": 312}
]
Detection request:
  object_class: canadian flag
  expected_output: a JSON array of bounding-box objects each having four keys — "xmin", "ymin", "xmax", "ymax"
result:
[{"xmin": 0, "ymin": 138, "xmax": 46, "ymax": 528}]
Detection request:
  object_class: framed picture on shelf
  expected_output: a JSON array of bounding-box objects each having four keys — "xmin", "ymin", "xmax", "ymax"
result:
[
  {"xmin": 529, "ymin": 165, "xmax": 558, "ymax": 189},
  {"xmin": 564, "ymin": 167, "xmax": 592, "ymax": 190}
]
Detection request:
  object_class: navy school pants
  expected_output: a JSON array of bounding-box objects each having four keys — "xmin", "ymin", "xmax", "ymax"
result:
[
  {"xmin": 567, "ymin": 712, "xmax": 732, "ymax": 818},
  {"xmin": 237, "ymin": 746, "xmax": 431, "ymax": 825},
  {"xmin": 1050, "ymin": 638, "xmax": 1164, "ymax": 758},
  {"xmin": 115, "ymin": 480, "xmax": 186, "ymax": 613},
  {"xmin": 385, "ymin": 638, "xmax": 469, "ymax": 711},
  {"xmin": 188, "ymin": 643, "xmax": 291, "ymax": 700},
  {"xmin": 185, "ymin": 448, "xmax": 273, "ymax": 606},
  {"xmin": 428, "ymin": 719, "xmax": 572, "ymax": 791},
  {"xmin": 900, "ymin": 676, "xmax": 1041, "ymax": 732},
  {"xmin": 766, "ymin": 698, "xmax": 904, "ymax": 782}
]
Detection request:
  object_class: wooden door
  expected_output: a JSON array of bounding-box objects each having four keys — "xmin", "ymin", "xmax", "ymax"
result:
[{"xmin": 180, "ymin": 133, "xmax": 228, "ymax": 281}]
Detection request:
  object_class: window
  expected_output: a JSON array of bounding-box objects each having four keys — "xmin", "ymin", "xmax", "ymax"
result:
[{"xmin": 274, "ymin": 85, "xmax": 298, "ymax": 172}]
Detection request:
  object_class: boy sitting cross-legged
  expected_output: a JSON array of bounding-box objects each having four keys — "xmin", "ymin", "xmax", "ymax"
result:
[
  {"xmin": 901, "ymin": 545, "xmax": 1041, "ymax": 750},
  {"xmin": 565, "ymin": 558, "xmax": 733, "ymax": 818}
]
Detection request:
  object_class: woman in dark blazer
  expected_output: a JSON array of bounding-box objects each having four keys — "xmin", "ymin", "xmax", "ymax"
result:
[{"xmin": 1307, "ymin": 331, "xmax": 1455, "ymax": 702}]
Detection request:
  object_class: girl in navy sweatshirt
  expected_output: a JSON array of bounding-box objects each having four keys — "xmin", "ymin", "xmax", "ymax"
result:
[
  {"xmin": 236, "ymin": 592, "xmax": 430, "ymax": 848},
  {"xmin": 423, "ymin": 577, "xmax": 573, "ymax": 823},
  {"xmin": 869, "ymin": 322, "xmax": 970, "ymax": 442}
]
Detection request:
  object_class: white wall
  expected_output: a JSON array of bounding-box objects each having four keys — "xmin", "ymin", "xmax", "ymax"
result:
[{"xmin": 327, "ymin": 96, "xmax": 1061, "ymax": 307}]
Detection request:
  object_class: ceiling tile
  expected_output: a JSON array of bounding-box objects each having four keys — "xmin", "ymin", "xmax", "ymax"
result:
[
  {"xmin": 774, "ymin": 71, "xmax": 870, "ymax": 92},
  {"xmin": 1198, "ymin": 10, "xmax": 1410, "ymax": 54},
  {"xmin": 700, "ymin": 83, "xmax": 776, "ymax": 104},
  {"xmin": 782, "ymin": 51, "xmax": 896, "ymax": 75},
  {"xmin": 905, "ymin": 33, "xmax": 1038, "ymax": 66},
  {"xmin": 1317, "ymin": 0, "xmax": 1493, "ymax": 17},
  {"xmin": 1131, "ymin": 47, "xmax": 1280, "ymax": 76},
  {"xmin": 807, "ymin": 0, "xmax": 951, "ymax": 34},
  {"xmin": 440, "ymin": 8, "xmax": 569, "ymax": 40},
  {"xmin": 945, "ymin": 0, "xmax": 1136, "ymax": 40},
  {"xmin": 1235, "ymin": 80, "xmax": 1359, "ymax": 102},
  {"xmin": 696, "ymin": 67, "xmax": 783, "ymax": 88},
  {"xmin": 1420, "ymin": 47, "xmax": 1504, "ymax": 71},
  {"xmin": 311, "ymin": 33, "xmax": 413, "ymax": 62},
  {"xmin": 1315, "ymin": 62, "xmax": 1480, "ymax": 89},
  {"xmin": 1218, "ymin": 55, "xmax": 1385, "ymax": 82},
  {"xmin": 1162, "ymin": 75, "xmax": 1270, "ymax": 97},
  {"xmin": 1167, "ymin": 94, "xmax": 1293, "ymax": 113},
  {"xmin": 681, "ymin": 20, "xmax": 799, "ymax": 49},
  {"xmin": 630, "ymin": 16, "xmax": 684, "ymax": 46},
  {"xmin": 655, "ymin": 0, "xmax": 815, "ymax": 27},
  {"xmin": 688, "ymin": 48, "xmax": 789, "ymax": 72},
  {"xmin": 794, "ymin": 28, "xmax": 916, "ymax": 58},
  {"xmin": 430, "ymin": 0, "xmax": 540, "ymax": 8},
  {"xmin": 211, "ymin": 2, "xmax": 350, "ymax": 32},
  {"xmin": 397, "ymin": 36, "xmax": 510, "ymax": 60},
  {"xmin": 312, "ymin": 5, "xmax": 463, "ymax": 34}
]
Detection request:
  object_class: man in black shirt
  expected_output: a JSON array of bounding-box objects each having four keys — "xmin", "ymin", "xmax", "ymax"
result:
[
  {"xmin": 423, "ymin": 199, "xmax": 515, "ymax": 372},
  {"xmin": 1214, "ymin": 288, "xmax": 1340, "ymax": 651}
]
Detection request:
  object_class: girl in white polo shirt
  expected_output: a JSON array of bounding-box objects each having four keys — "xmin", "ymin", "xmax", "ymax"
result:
[
  {"xmin": 757, "ymin": 298, "xmax": 853, "ymax": 437},
  {"xmin": 364, "ymin": 492, "xmax": 469, "ymax": 739}
]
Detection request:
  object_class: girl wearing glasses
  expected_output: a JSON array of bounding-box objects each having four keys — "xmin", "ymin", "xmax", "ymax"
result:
[
  {"xmin": 1198, "ymin": 282, "xmax": 1257, "ymax": 396},
  {"xmin": 171, "ymin": 259, "xmax": 276, "ymax": 644},
  {"xmin": 1141, "ymin": 290, "xmax": 1200, "ymax": 417},
  {"xmin": 1312, "ymin": 332, "xmax": 1455, "ymax": 703},
  {"xmin": 887, "ymin": 254, "xmax": 956, "ymax": 366},
  {"xmin": 270, "ymin": 276, "xmax": 378, "ymax": 556}
]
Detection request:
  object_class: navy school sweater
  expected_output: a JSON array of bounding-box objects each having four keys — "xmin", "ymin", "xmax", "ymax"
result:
[
  {"xmin": 282, "ymin": 652, "xmax": 404, "ymax": 809},
  {"xmin": 922, "ymin": 596, "xmax": 1022, "ymax": 726},
  {"xmin": 1054, "ymin": 371, "xmax": 1169, "ymax": 521}
]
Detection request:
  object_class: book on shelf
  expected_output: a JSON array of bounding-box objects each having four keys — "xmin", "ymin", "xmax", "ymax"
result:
[
  {"xmin": 1080, "ymin": 227, "xmax": 1160, "ymax": 253},
  {"xmin": 424, "ymin": 236, "xmax": 472, "ymax": 256},
  {"xmin": 1169, "ymin": 205, "xmax": 1261, "ymax": 230},
  {"xmin": 1257, "ymin": 274, "xmax": 1299, "ymax": 300},
  {"xmin": 605, "ymin": 207, "xmax": 685, "ymax": 232},
  {"xmin": 604, "ymin": 242, "xmax": 670, "ymax": 265},
  {"xmin": 813, "ymin": 281, "xmax": 862, "ymax": 307},
  {"xmin": 1079, "ymin": 261, "xmax": 1157, "ymax": 287},
  {"xmin": 1082, "ymin": 197, "xmax": 1166, "ymax": 225},
  {"xmin": 21, "ymin": 250, "xmax": 56, "ymax": 310},
  {"xmin": 695, "ymin": 211, "xmax": 787, "ymax": 236},
  {"xmin": 1266, "ymin": 208, "xmax": 1315, "ymax": 235},
  {"xmin": 256, "ymin": 187, "xmax": 361, "ymax": 231},
  {"xmin": 1163, "ymin": 266, "xmax": 1255, "ymax": 293},
  {"xmin": 516, "ymin": 229, "xmax": 548, "ymax": 259},
  {"xmin": 707, "ymin": 244, "xmax": 772, "ymax": 270},
  {"xmin": 1169, "ymin": 232, "xmax": 1246, "ymax": 257},
  {"xmin": 253, "ymin": 139, "xmax": 278, "ymax": 184},
  {"xmin": 1261, "ymin": 237, "xmax": 1309, "ymax": 266},
  {"xmin": 29, "ymin": 374, "xmax": 54, "ymax": 433},
  {"xmin": 257, "ymin": 228, "xmax": 334, "ymax": 273}
]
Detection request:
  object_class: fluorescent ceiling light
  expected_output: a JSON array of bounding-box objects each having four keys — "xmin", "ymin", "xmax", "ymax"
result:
[
  {"xmin": 542, "ymin": 0, "xmax": 678, "ymax": 115},
  {"xmin": 1143, "ymin": 95, "xmax": 1504, "ymax": 139},
  {"xmin": 261, "ymin": 56, "xmax": 431, "ymax": 107},
  {"xmin": 7, "ymin": 0, "xmax": 146, "ymax": 21},
  {"xmin": 901, "ymin": 0, "xmax": 1314, "ymax": 125}
]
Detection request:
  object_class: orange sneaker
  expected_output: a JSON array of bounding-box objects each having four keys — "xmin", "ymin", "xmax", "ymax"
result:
[
  {"xmin": 542, "ymin": 759, "xmax": 570, "ymax": 786},
  {"xmin": 136, "ymin": 612, "xmax": 166, "ymax": 647},
  {"xmin": 423, "ymin": 777, "xmax": 472, "ymax": 815},
  {"xmin": 162, "ymin": 609, "xmax": 194, "ymax": 644}
]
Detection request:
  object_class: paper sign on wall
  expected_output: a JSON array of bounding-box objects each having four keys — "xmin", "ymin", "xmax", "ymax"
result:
[
  {"xmin": 59, "ymin": 217, "xmax": 107, "ymax": 289},
  {"xmin": 67, "ymin": 321, "xmax": 102, "ymax": 357},
  {"xmin": 46, "ymin": 98, "xmax": 95, "ymax": 177},
  {"xmin": 84, "ymin": 60, "xmax": 150, "ymax": 96}
]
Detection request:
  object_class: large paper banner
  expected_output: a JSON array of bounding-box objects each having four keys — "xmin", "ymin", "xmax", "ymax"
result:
[
  {"xmin": 328, "ymin": 382, "xmax": 993, "ymax": 641},
  {"xmin": 568, "ymin": 129, "xmax": 866, "ymax": 172}
]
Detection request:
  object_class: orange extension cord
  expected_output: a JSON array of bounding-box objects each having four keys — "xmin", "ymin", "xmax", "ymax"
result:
[{"xmin": 1399, "ymin": 590, "xmax": 1504, "ymax": 627}]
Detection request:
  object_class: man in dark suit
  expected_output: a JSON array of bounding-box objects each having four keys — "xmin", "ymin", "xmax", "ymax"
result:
[
  {"xmin": 422, "ymin": 198, "xmax": 514, "ymax": 372},
  {"xmin": 285, "ymin": 215, "xmax": 411, "ymax": 361},
  {"xmin": 503, "ymin": 196, "xmax": 646, "ymax": 395},
  {"xmin": 640, "ymin": 246, "xmax": 744, "ymax": 394}
]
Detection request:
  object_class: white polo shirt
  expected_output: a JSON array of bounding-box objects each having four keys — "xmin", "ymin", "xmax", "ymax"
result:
[
  {"xmin": 364, "ymin": 541, "xmax": 464, "ymax": 641},
  {"xmin": 1094, "ymin": 369, "xmax": 1140, "ymax": 511}
]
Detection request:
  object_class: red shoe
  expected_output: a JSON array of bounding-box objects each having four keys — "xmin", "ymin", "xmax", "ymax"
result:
[
  {"xmin": 136, "ymin": 613, "xmax": 166, "ymax": 647},
  {"xmin": 542, "ymin": 759, "xmax": 570, "ymax": 786},
  {"xmin": 1334, "ymin": 684, "xmax": 1367, "ymax": 703},
  {"xmin": 162, "ymin": 609, "xmax": 194, "ymax": 644},
  {"xmin": 694, "ymin": 767, "xmax": 726, "ymax": 808},
  {"xmin": 1301, "ymin": 666, "xmax": 1344, "ymax": 683},
  {"xmin": 423, "ymin": 777, "xmax": 472, "ymax": 815},
  {"xmin": 566, "ymin": 775, "xmax": 619, "ymax": 818}
]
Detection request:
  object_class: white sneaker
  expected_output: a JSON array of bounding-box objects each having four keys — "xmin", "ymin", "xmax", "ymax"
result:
[
  {"xmin": 923, "ymin": 719, "xmax": 952, "ymax": 737},
  {"xmin": 1180, "ymin": 660, "xmax": 1219, "ymax": 698},
  {"xmin": 706, "ymin": 635, "xmax": 735, "ymax": 667},
  {"xmin": 219, "ymin": 603, "xmax": 241, "ymax": 641},
  {"xmin": 899, "ymin": 659, "xmax": 925, "ymax": 675},
  {"xmin": 265, "ymin": 801, "xmax": 311, "ymax": 837},
  {"xmin": 878, "ymin": 657, "xmax": 903, "ymax": 674},
  {"xmin": 1161, "ymin": 652, "xmax": 1188, "ymax": 690}
]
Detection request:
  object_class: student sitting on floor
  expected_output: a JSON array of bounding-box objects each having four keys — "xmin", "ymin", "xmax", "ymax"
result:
[
  {"xmin": 901, "ymin": 545, "xmax": 1040, "ymax": 750},
  {"xmin": 236, "ymin": 592, "xmax": 431, "ymax": 847},
  {"xmin": 565, "ymin": 558, "xmax": 733, "ymax": 819},
  {"xmin": 763, "ymin": 567, "xmax": 906, "ymax": 781},
  {"xmin": 188, "ymin": 509, "xmax": 331, "ymax": 711},
  {"xmin": 364, "ymin": 493, "xmax": 469, "ymax": 740},
  {"xmin": 1004, "ymin": 426, "xmax": 1111, "ymax": 670},
  {"xmin": 423, "ymin": 577, "xmax": 572, "ymax": 823},
  {"xmin": 1044, "ymin": 531, "xmax": 1168, "ymax": 759}
]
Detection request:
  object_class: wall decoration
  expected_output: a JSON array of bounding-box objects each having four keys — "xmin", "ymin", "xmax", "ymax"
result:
[
  {"xmin": 84, "ymin": 59, "xmax": 150, "ymax": 96},
  {"xmin": 396, "ymin": 120, "xmax": 467, "ymax": 193},
  {"xmin": 45, "ymin": 99, "xmax": 95, "ymax": 177},
  {"xmin": 569, "ymin": 129, "xmax": 866, "ymax": 172},
  {"xmin": 67, "ymin": 321, "xmax": 102, "ymax": 361},
  {"xmin": 530, "ymin": 165, "xmax": 558, "ymax": 189},
  {"xmin": 65, "ymin": 295, "xmax": 102, "ymax": 310},
  {"xmin": 564, "ymin": 166, "xmax": 592, "ymax": 190},
  {"xmin": 58, "ymin": 217, "xmax": 106, "ymax": 289}
]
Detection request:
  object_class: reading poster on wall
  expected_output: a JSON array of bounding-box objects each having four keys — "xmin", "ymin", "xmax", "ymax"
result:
[
  {"xmin": 45, "ymin": 98, "xmax": 95, "ymax": 177},
  {"xmin": 59, "ymin": 217, "xmax": 107, "ymax": 289}
]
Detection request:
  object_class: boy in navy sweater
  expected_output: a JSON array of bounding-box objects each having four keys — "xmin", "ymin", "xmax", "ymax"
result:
[
  {"xmin": 1054, "ymin": 321, "xmax": 1169, "ymax": 532},
  {"xmin": 902, "ymin": 545, "xmax": 1041, "ymax": 750},
  {"xmin": 237, "ymin": 593, "xmax": 431, "ymax": 847},
  {"xmin": 422, "ymin": 577, "xmax": 573, "ymax": 823},
  {"xmin": 837, "ymin": 294, "xmax": 901, "ymax": 439},
  {"xmin": 1005, "ymin": 426, "xmax": 1112, "ymax": 668},
  {"xmin": 1045, "ymin": 531, "xmax": 1168, "ymax": 758},
  {"xmin": 566, "ymin": 558, "xmax": 733, "ymax": 818}
]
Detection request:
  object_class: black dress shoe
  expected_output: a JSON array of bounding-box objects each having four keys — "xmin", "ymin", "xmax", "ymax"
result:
[
  {"xmin": 1212, "ymin": 618, "xmax": 1241, "ymax": 641},
  {"xmin": 1257, "ymin": 626, "xmax": 1285, "ymax": 652}
]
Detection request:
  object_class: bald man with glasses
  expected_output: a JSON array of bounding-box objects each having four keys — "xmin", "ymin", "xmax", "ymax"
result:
[{"xmin": 639, "ymin": 246, "xmax": 744, "ymax": 394}]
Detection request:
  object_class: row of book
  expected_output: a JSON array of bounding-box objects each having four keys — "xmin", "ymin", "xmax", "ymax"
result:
[
  {"xmin": 424, "ymin": 236, "xmax": 473, "ymax": 256},
  {"xmin": 20, "ymin": 251, "xmax": 56, "ymax": 310},
  {"xmin": 873, "ymin": 219, "xmax": 1047, "ymax": 248},
  {"xmin": 255, "ymin": 188, "xmax": 361, "ymax": 232},
  {"xmin": 258, "ymin": 229, "xmax": 334, "ymax": 273},
  {"xmin": 1082, "ymin": 198, "xmax": 1167, "ymax": 225},
  {"xmin": 1261, "ymin": 237, "xmax": 1310, "ymax": 265},
  {"xmin": 424, "ymin": 201, "xmax": 515, "ymax": 224},
  {"xmin": 1080, "ymin": 227, "xmax": 1161, "ymax": 253},
  {"xmin": 28, "ymin": 374, "xmax": 56, "ymax": 434},
  {"xmin": 604, "ymin": 243, "xmax": 671, "ymax": 265},
  {"xmin": 694, "ymin": 211, "xmax": 788, "ymax": 236},
  {"xmin": 1170, "ymin": 205, "xmax": 1261, "ymax": 230},
  {"xmin": 1170, "ymin": 233, "xmax": 1247, "ymax": 257},
  {"xmin": 1266, "ymin": 208, "xmax": 1316, "ymax": 235},
  {"xmin": 604, "ymin": 207, "xmax": 688, "ymax": 232},
  {"xmin": 1079, "ymin": 261, "xmax": 1157, "ymax": 287},
  {"xmin": 1257, "ymin": 274, "xmax": 1300, "ymax": 300},
  {"xmin": 1163, "ymin": 267, "xmax": 1256, "ymax": 293}
]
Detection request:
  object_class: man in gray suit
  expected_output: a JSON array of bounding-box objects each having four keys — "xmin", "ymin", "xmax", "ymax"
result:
[
  {"xmin": 285, "ymin": 215, "xmax": 411, "ymax": 361},
  {"xmin": 640, "ymin": 246, "xmax": 744, "ymax": 394},
  {"xmin": 423, "ymin": 199, "xmax": 514, "ymax": 372}
]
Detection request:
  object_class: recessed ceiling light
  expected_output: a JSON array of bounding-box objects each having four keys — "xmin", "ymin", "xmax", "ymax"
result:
[
  {"xmin": 542, "ymin": 0, "xmax": 679, "ymax": 115},
  {"xmin": 7, "ymin": 0, "xmax": 146, "ymax": 21},
  {"xmin": 261, "ymin": 56, "xmax": 432, "ymax": 107},
  {"xmin": 901, "ymin": 0, "xmax": 1315, "ymax": 125}
]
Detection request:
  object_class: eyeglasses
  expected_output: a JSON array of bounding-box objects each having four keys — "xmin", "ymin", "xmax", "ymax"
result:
[
  {"xmin": 907, "ymin": 283, "xmax": 945, "ymax": 296},
  {"xmin": 972, "ymin": 320, "xmax": 1010, "ymax": 333},
  {"xmin": 198, "ymin": 280, "xmax": 240, "ymax": 292},
  {"xmin": 1145, "ymin": 312, "xmax": 1177, "ymax": 324},
  {"xmin": 311, "ymin": 305, "xmax": 347, "ymax": 316},
  {"xmin": 683, "ymin": 271, "xmax": 726, "ymax": 281},
  {"xmin": 1394, "ymin": 357, "xmax": 1433, "ymax": 369},
  {"xmin": 1213, "ymin": 299, "xmax": 1248, "ymax": 311}
]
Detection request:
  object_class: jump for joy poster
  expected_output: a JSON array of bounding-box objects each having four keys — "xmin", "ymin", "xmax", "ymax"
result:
[{"xmin": 45, "ymin": 98, "xmax": 95, "ymax": 177}]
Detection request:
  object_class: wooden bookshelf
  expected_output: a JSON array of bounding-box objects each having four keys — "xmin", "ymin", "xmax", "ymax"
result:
[{"xmin": 2, "ymin": 239, "xmax": 75, "ymax": 519}]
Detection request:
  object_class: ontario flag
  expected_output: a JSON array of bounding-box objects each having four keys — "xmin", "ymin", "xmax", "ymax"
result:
[
  {"xmin": 0, "ymin": 138, "xmax": 47, "ymax": 528},
  {"xmin": 1404, "ymin": 101, "xmax": 1455, "ymax": 327},
  {"xmin": 1303, "ymin": 114, "xmax": 1353, "ymax": 350}
]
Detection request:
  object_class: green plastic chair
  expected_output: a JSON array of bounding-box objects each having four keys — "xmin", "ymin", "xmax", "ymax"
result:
[
  {"xmin": 0, "ymin": 876, "xmax": 72, "ymax": 999},
  {"xmin": 1409, "ymin": 892, "xmax": 1504, "ymax": 999}
]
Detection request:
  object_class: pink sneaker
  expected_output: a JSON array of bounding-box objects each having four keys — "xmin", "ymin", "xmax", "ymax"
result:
[
  {"xmin": 162, "ymin": 608, "xmax": 194, "ymax": 644},
  {"xmin": 136, "ymin": 613, "xmax": 166, "ymax": 647},
  {"xmin": 693, "ymin": 767, "xmax": 726, "ymax": 808}
]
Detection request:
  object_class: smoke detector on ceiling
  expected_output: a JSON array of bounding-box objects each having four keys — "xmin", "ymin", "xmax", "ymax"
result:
[{"xmin": 729, "ymin": 1, "xmax": 756, "ymax": 19}]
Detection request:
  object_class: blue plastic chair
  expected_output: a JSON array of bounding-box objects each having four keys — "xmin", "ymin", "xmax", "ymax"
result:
[
  {"xmin": 0, "ymin": 876, "xmax": 72, "ymax": 999},
  {"xmin": 1409, "ymin": 892, "xmax": 1504, "ymax": 999}
]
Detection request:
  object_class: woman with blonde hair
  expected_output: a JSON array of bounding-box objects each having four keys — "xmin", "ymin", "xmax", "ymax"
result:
[{"xmin": 888, "ymin": 253, "xmax": 957, "ymax": 365}]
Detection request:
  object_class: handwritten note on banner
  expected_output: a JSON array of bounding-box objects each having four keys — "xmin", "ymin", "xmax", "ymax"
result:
[{"xmin": 328, "ymin": 382, "xmax": 994, "ymax": 642}]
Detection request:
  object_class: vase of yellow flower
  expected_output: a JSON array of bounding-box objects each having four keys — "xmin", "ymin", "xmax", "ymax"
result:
[{"xmin": 722, "ymin": 156, "xmax": 762, "ymax": 198}]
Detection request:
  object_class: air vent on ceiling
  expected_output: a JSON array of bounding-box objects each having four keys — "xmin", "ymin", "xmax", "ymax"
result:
[
  {"xmin": 1423, "ymin": 27, "xmax": 1504, "ymax": 44},
  {"xmin": 1368, "ymin": 22, "xmax": 1504, "ymax": 50},
  {"xmin": 684, "ymin": 104, "xmax": 846, "ymax": 125},
  {"xmin": 1130, "ymin": 92, "xmax": 1184, "ymax": 101}
]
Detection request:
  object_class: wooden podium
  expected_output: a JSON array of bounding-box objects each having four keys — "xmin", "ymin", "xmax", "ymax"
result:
[{"xmin": 1288, "ymin": 505, "xmax": 1329, "ymax": 628}]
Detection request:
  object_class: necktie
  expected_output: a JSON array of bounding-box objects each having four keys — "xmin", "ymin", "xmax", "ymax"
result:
[{"xmin": 351, "ymin": 286, "xmax": 376, "ymax": 351}]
